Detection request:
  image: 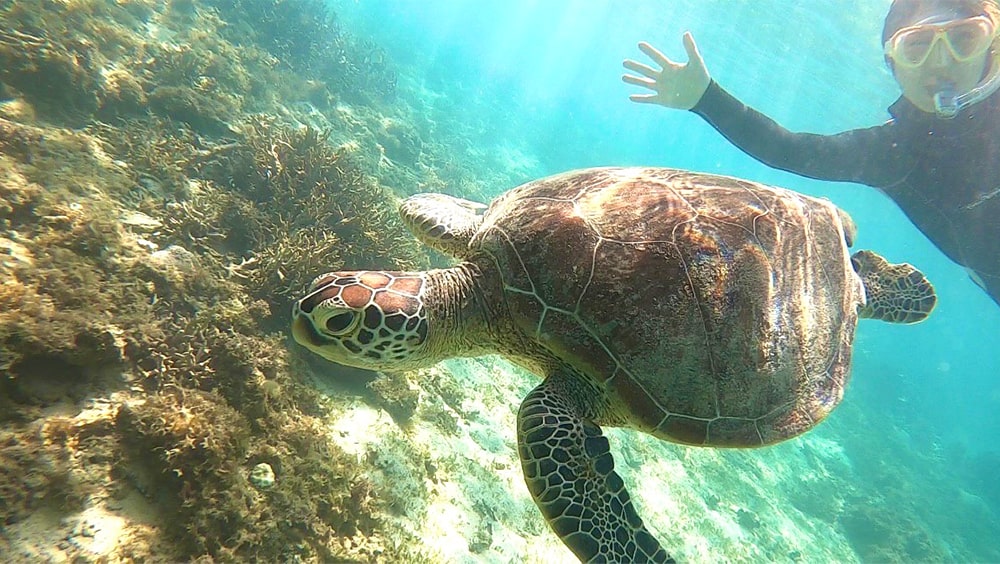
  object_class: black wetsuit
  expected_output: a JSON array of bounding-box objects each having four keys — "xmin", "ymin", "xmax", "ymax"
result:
[{"xmin": 692, "ymin": 80, "xmax": 1000, "ymax": 308}]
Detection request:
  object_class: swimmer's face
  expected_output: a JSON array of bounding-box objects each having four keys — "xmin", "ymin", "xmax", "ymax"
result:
[
  {"xmin": 887, "ymin": 15, "xmax": 996, "ymax": 113},
  {"xmin": 893, "ymin": 45, "xmax": 991, "ymax": 113}
]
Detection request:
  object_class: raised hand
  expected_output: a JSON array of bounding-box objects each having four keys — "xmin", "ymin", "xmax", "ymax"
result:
[{"xmin": 623, "ymin": 32, "xmax": 711, "ymax": 110}]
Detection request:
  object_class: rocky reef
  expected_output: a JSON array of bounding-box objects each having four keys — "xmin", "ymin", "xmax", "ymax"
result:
[{"xmin": 0, "ymin": 0, "xmax": 479, "ymax": 560}]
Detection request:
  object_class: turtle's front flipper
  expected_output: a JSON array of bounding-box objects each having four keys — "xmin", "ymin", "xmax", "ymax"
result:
[
  {"xmin": 399, "ymin": 193, "xmax": 487, "ymax": 259},
  {"xmin": 852, "ymin": 250, "xmax": 937, "ymax": 323},
  {"xmin": 517, "ymin": 373, "xmax": 674, "ymax": 563}
]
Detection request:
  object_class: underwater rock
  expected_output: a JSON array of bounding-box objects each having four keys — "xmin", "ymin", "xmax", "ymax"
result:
[
  {"xmin": 736, "ymin": 507, "xmax": 761, "ymax": 531},
  {"xmin": 249, "ymin": 462, "xmax": 276, "ymax": 489},
  {"xmin": 0, "ymin": 117, "xmax": 46, "ymax": 162},
  {"xmin": 148, "ymin": 85, "xmax": 235, "ymax": 135},
  {"xmin": 147, "ymin": 244, "xmax": 200, "ymax": 279},
  {"xmin": 0, "ymin": 98, "xmax": 37, "ymax": 124},
  {"xmin": 98, "ymin": 69, "xmax": 148, "ymax": 119},
  {"xmin": 467, "ymin": 523, "xmax": 493, "ymax": 553},
  {"xmin": 367, "ymin": 371, "xmax": 420, "ymax": 423},
  {"xmin": 376, "ymin": 119, "xmax": 423, "ymax": 166},
  {"xmin": 0, "ymin": 236, "xmax": 34, "ymax": 271},
  {"xmin": 119, "ymin": 211, "xmax": 162, "ymax": 231}
]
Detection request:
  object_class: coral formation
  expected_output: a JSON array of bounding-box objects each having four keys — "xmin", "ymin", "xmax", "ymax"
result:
[
  {"xmin": 0, "ymin": 0, "xmax": 429, "ymax": 559},
  {"xmin": 0, "ymin": 27, "xmax": 102, "ymax": 123},
  {"xmin": 248, "ymin": 462, "xmax": 275, "ymax": 489},
  {"xmin": 367, "ymin": 371, "xmax": 421, "ymax": 424}
]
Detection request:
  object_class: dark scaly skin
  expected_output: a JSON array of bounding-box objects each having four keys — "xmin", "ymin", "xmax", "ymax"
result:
[
  {"xmin": 852, "ymin": 250, "xmax": 937, "ymax": 323},
  {"xmin": 518, "ymin": 371, "xmax": 674, "ymax": 563}
]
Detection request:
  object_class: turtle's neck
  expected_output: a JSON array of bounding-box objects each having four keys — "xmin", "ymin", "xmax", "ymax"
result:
[{"xmin": 421, "ymin": 262, "xmax": 498, "ymax": 362}]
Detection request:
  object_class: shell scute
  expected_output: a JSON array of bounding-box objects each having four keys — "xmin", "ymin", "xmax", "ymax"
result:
[
  {"xmin": 340, "ymin": 285, "xmax": 373, "ymax": 308},
  {"xmin": 536, "ymin": 309, "xmax": 619, "ymax": 385},
  {"xmin": 359, "ymin": 271, "xmax": 393, "ymax": 288}
]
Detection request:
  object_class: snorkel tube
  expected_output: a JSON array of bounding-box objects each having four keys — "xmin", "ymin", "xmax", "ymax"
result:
[{"xmin": 934, "ymin": 51, "xmax": 1000, "ymax": 117}]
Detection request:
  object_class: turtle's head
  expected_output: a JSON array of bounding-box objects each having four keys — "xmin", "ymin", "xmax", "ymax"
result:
[{"xmin": 291, "ymin": 270, "xmax": 434, "ymax": 371}]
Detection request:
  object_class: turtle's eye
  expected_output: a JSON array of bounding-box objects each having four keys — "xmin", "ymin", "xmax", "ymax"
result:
[{"xmin": 322, "ymin": 310, "xmax": 358, "ymax": 336}]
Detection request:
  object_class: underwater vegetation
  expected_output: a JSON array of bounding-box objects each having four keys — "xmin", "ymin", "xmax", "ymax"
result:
[
  {"xmin": 0, "ymin": 0, "xmax": 396, "ymax": 128},
  {"xmin": 209, "ymin": 0, "xmax": 397, "ymax": 103},
  {"xmin": 0, "ymin": 0, "xmax": 443, "ymax": 560}
]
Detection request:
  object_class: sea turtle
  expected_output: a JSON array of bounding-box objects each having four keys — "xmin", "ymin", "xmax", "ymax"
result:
[{"xmin": 291, "ymin": 167, "xmax": 936, "ymax": 562}]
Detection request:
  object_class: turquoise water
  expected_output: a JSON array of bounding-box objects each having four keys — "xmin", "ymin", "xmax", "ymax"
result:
[{"xmin": 332, "ymin": 0, "xmax": 1000, "ymax": 560}]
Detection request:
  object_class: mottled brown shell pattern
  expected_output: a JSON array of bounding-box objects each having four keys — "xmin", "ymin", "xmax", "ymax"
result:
[{"xmin": 471, "ymin": 167, "xmax": 864, "ymax": 447}]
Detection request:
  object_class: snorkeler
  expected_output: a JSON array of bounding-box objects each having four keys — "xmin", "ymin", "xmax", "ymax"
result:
[{"xmin": 623, "ymin": 0, "xmax": 1000, "ymax": 309}]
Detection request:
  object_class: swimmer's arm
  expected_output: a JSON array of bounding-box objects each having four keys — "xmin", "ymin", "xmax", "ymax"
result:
[{"xmin": 692, "ymin": 81, "xmax": 905, "ymax": 187}]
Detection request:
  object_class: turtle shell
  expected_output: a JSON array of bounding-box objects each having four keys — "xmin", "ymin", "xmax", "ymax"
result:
[{"xmin": 470, "ymin": 167, "xmax": 864, "ymax": 447}]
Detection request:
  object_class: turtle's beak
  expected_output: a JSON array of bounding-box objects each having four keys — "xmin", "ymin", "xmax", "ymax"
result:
[{"xmin": 291, "ymin": 306, "xmax": 322, "ymax": 349}]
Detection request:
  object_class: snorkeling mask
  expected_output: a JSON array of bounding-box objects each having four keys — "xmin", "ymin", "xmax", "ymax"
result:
[
  {"xmin": 885, "ymin": 14, "xmax": 1000, "ymax": 117},
  {"xmin": 885, "ymin": 16, "xmax": 994, "ymax": 67}
]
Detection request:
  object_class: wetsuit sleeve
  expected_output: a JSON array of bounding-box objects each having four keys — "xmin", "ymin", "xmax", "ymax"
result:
[{"xmin": 691, "ymin": 81, "xmax": 906, "ymax": 188}]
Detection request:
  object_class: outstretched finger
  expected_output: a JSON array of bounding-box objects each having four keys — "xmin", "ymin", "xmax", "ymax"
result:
[
  {"xmin": 621, "ymin": 73, "xmax": 656, "ymax": 88},
  {"xmin": 682, "ymin": 32, "xmax": 703, "ymax": 64},
  {"xmin": 628, "ymin": 93, "xmax": 661, "ymax": 104},
  {"xmin": 637, "ymin": 41, "xmax": 675, "ymax": 69},
  {"xmin": 622, "ymin": 58, "xmax": 659, "ymax": 78}
]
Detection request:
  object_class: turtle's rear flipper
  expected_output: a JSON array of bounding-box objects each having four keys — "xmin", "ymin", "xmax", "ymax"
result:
[
  {"xmin": 852, "ymin": 250, "xmax": 937, "ymax": 323},
  {"xmin": 517, "ymin": 372, "xmax": 674, "ymax": 563}
]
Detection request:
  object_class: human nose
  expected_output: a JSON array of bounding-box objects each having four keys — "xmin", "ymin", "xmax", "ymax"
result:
[{"xmin": 927, "ymin": 37, "xmax": 952, "ymax": 67}]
